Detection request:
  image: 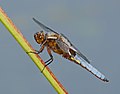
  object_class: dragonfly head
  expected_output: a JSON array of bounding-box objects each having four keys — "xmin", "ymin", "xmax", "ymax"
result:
[{"xmin": 34, "ymin": 31, "xmax": 45, "ymax": 44}]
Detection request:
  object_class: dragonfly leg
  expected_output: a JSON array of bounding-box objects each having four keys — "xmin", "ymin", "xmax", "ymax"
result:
[
  {"xmin": 27, "ymin": 45, "xmax": 45, "ymax": 54},
  {"xmin": 41, "ymin": 47, "xmax": 53, "ymax": 72},
  {"xmin": 27, "ymin": 40, "xmax": 47, "ymax": 54}
]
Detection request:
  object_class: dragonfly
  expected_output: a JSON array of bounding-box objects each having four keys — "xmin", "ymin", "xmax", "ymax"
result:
[{"xmin": 31, "ymin": 18, "xmax": 109, "ymax": 82}]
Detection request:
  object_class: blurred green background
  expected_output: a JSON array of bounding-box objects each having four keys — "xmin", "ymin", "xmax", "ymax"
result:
[{"xmin": 0, "ymin": 0, "xmax": 119, "ymax": 94}]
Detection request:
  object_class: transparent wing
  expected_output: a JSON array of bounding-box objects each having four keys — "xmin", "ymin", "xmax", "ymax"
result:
[
  {"xmin": 73, "ymin": 54, "xmax": 109, "ymax": 82},
  {"xmin": 33, "ymin": 18, "xmax": 59, "ymax": 34},
  {"xmin": 58, "ymin": 33, "xmax": 91, "ymax": 63},
  {"xmin": 72, "ymin": 44, "xmax": 91, "ymax": 64}
]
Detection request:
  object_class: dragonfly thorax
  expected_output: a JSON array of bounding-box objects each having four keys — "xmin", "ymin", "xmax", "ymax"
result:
[{"xmin": 34, "ymin": 31, "xmax": 45, "ymax": 44}]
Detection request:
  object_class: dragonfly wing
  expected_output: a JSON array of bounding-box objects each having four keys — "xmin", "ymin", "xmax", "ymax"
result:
[
  {"xmin": 73, "ymin": 54, "xmax": 109, "ymax": 82},
  {"xmin": 56, "ymin": 39, "xmax": 70, "ymax": 54},
  {"xmin": 56, "ymin": 33, "xmax": 73, "ymax": 54},
  {"xmin": 33, "ymin": 18, "xmax": 59, "ymax": 34},
  {"xmin": 73, "ymin": 45, "xmax": 91, "ymax": 64},
  {"xmin": 58, "ymin": 33, "xmax": 90, "ymax": 63}
]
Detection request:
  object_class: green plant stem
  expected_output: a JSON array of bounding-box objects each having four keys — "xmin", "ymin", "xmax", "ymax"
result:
[{"xmin": 0, "ymin": 7, "xmax": 68, "ymax": 94}]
